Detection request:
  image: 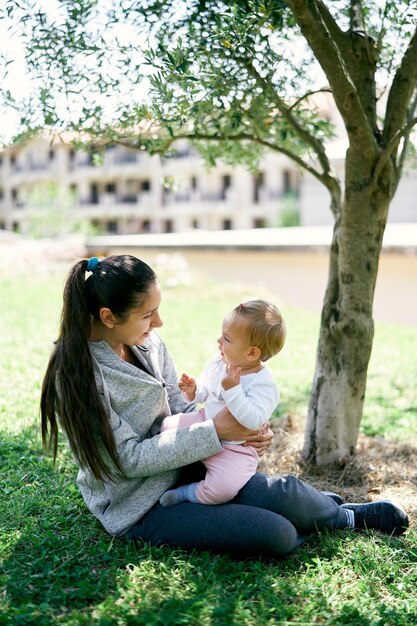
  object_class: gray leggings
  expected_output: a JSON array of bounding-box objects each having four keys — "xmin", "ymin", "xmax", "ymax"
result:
[{"xmin": 126, "ymin": 466, "xmax": 349, "ymax": 558}]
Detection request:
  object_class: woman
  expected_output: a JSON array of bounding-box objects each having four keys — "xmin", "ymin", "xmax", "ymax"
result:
[{"xmin": 41, "ymin": 255, "xmax": 408, "ymax": 559}]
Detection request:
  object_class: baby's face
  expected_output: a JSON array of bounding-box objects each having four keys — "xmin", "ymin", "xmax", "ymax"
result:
[{"xmin": 217, "ymin": 315, "xmax": 252, "ymax": 367}]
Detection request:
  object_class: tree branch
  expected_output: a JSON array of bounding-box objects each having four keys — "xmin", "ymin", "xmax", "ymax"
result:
[
  {"xmin": 288, "ymin": 87, "xmax": 332, "ymax": 111},
  {"xmin": 316, "ymin": 0, "xmax": 375, "ymax": 80},
  {"xmin": 164, "ymin": 131, "xmax": 326, "ymax": 178},
  {"xmin": 160, "ymin": 130, "xmax": 342, "ymax": 216},
  {"xmin": 238, "ymin": 58, "xmax": 332, "ymax": 177},
  {"xmin": 373, "ymin": 116, "xmax": 417, "ymax": 185},
  {"xmin": 286, "ymin": 0, "xmax": 376, "ymax": 149},
  {"xmin": 349, "ymin": 0, "xmax": 366, "ymax": 35},
  {"xmin": 375, "ymin": 0, "xmax": 389, "ymax": 54},
  {"xmin": 397, "ymin": 91, "xmax": 417, "ymax": 175},
  {"xmin": 123, "ymin": 128, "xmax": 339, "ymax": 194},
  {"xmin": 383, "ymin": 27, "xmax": 417, "ymax": 145}
]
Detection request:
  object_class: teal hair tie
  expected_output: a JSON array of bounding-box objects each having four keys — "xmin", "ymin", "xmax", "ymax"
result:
[{"xmin": 86, "ymin": 257, "xmax": 99, "ymax": 272}]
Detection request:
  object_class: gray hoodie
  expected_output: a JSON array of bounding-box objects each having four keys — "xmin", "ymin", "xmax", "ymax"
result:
[{"xmin": 76, "ymin": 335, "xmax": 222, "ymax": 536}]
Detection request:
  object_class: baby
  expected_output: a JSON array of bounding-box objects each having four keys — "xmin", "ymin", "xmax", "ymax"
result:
[{"xmin": 160, "ymin": 299, "xmax": 286, "ymax": 506}]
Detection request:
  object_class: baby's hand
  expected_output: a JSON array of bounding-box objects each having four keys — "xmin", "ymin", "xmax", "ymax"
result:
[
  {"xmin": 222, "ymin": 364, "xmax": 241, "ymax": 391},
  {"xmin": 178, "ymin": 373, "xmax": 197, "ymax": 400}
]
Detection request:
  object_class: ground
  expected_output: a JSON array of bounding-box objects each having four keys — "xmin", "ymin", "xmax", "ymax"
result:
[{"xmin": 261, "ymin": 413, "xmax": 417, "ymax": 526}]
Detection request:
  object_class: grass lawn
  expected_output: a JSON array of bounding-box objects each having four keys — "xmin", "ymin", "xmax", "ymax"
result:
[{"xmin": 1, "ymin": 260, "xmax": 417, "ymax": 625}]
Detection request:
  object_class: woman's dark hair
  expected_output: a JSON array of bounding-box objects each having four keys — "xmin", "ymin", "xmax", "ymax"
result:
[{"xmin": 40, "ymin": 255, "xmax": 157, "ymax": 481}]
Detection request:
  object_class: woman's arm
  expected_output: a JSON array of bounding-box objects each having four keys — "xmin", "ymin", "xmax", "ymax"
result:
[
  {"xmin": 108, "ymin": 404, "xmax": 223, "ymax": 479},
  {"xmin": 213, "ymin": 406, "xmax": 267, "ymax": 441},
  {"xmin": 213, "ymin": 408, "xmax": 274, "ymax": 456},
  {"xmin": 108, "ymin": 404, "xmax": 273, "ymax": 479}
]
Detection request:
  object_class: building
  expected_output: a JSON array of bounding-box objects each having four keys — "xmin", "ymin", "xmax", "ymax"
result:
[
  {"xmin": 299, "ymin": 138, "xmax": 417, "ymax": 226},
  {"xmin": 0, "ymin": 133, "xmax": 301, "ymax": 235},
  {"xmin": 0, "ymin": 127, "xmax": 415, "ymax": 235}
]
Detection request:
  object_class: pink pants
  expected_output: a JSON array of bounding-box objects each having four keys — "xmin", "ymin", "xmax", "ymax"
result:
[{"xmin": 161, "ymin": 409, "xmax": 258, "ymax": 505}]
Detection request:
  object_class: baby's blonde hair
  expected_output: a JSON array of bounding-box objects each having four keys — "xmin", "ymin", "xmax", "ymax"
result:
[{"xmin": 226, "ymin": 299, "xmax": 286, "ymax": 361}]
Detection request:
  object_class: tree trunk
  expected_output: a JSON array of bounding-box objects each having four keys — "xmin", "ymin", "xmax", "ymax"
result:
[{"xmin": 303, "ymin": 152, "xmax": 392, "ymax": 465}]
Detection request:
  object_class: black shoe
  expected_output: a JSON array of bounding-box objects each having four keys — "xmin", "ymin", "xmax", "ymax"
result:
[
  {"xmin": 341, "ymin": 500, "xmax": 409, "ymax": 536},
  {"xmin": 322, "ymin": 491, "xmax": 344, "ymax": 505}
]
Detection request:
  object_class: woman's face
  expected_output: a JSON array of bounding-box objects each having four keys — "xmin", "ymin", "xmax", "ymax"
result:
[{"xmin": 114, "ymin": 281, "xmax": 163, "ymax": 346}]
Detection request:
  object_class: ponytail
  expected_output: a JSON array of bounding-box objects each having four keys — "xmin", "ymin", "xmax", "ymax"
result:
[{"xmin": 40, "ymin": 255, "xmax": 156, "ymax": 481}]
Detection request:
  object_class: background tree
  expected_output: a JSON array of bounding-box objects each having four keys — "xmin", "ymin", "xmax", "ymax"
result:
[{"xmin": 1, "ymin": 0, "xmax": 416, "ymax": 464}]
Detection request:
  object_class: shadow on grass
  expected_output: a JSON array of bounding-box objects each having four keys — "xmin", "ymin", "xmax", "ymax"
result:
[
  {"xmin": 0, "ymin": 426, "xmax": 134, "ymax": 618},
  {"xmin": 1, "ymin": 426, "xmax": 417, "ymax": 625}
]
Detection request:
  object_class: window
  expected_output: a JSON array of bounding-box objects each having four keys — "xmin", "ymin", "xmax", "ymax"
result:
[
  {"xmin": 115, "ymin": 148, "xmax": 137, "ymax": 164},
  {"xmin": 282, "ymin": 170, "xmax": 300, "ymax": 196},
  {"xmin": 107, "ymin": 220, "xmax": 118, "ymax": 233},
  {"xmin": 283, "ymin": 170, "xmax": 291, "ymax": 194},
  {"xmin": 221, "ymin": 174, "xmax": 232, "ymax": 199},
  {"xmin": 141, "ymin": 219, "xmax": 151, "ymax": 233},
  {"xmin": 69, "ymin": 184, "xmax": 78, "ymax": 201},
  {"xmin": 90, "ymin": 184, "xmax": 99, "ymax": 204},
  {"xmin": 163, "ymin": 219, "xmax": 173, "ymax": 233},
  {"xmin": 223, "ymin": 174, "xmax": 231, "ymax": 189},
  {"xmin": 141, "ymin": 180, "xmax": 151, "ymax": 191},
  {"xmin": 222, "ymin": 219, "xmax": 232, "ymax": 230},
  {"xmin": 253, "ymin": 172, "xmax": 264, "ymax": 203}
]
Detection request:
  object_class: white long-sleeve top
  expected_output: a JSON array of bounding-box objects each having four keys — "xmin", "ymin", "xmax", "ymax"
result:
[{"xmin": 189, "ymin": 354, "xmax": 279, "ymax": 444}]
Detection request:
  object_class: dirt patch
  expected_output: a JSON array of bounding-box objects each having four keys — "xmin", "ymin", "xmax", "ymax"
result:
[{"xmin": 260, "ymin": 414, "xmax": 417, "ymax": 526}]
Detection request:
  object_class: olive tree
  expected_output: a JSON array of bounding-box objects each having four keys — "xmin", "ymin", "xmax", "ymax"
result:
[{"xmin": 2, "ymin": 0, "xmax": 416, "ymax": 464}]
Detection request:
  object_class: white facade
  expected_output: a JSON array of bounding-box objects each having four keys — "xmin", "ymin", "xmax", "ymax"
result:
[
  {"xmin": 0, "ymin": 135, "xmax": 301, "ymax": 235},
  {"xmin": 299, "ymin": 154, "xmax": 417, "ymax": 226},
  {"xmin": 0, "ymin": 131, "xmax": 415, "ymax": 235},
  {"xmin": 297, "ymin": 93, "xmax": 417, "ymax": 226}
]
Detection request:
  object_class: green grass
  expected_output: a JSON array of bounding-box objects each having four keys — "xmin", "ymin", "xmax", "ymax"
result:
[{"xmin": 1, "ymin": 264, "xmax": 417, "ymax": 625}]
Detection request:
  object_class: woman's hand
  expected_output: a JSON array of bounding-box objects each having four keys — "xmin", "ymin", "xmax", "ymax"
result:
[
  {"xmin": 213, "ymin": 409, "xmax": 274, "ymax": 456},
  {"xmin": 243, "ymin": 422, "xmax": 274, "ymax": 457}
]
